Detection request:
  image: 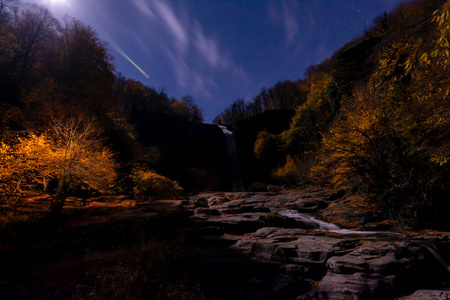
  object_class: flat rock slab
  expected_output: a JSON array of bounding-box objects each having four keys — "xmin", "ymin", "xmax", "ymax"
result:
[
  {"xmin": 298, "ymin": 272, "xmax": 396, "ymax": 300},
  {"xmin": 327, "ymin": 253, "xmax": 370, "ymax": 274},
  {"xmin": 397, "ymin": 290, "xmax": 450, "ymax": 299},
  {"xmin": 187, "ymin": 191, "xmax": 450, "ymax": 300}
]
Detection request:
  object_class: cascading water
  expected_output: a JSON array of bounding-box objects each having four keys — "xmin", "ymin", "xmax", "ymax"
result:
[
  {"xmin": 272, "ymin": 208, "xmax": 404, "ymax": 236},
  {"xmin": 219, "ymin": 125, "xmax": 244, "ymax": 191}
]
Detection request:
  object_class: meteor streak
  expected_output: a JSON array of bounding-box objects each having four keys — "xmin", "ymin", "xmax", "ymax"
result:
[{"xmin": 108, "ymin": 39, "xmax": 150, "ymax": 79}]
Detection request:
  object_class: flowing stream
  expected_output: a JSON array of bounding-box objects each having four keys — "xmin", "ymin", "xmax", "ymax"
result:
[
  {"xmin": 273, "ymin": 208, "xmax": 399, "ymax": 236},
  {"xmin": 219, "ymin": 125, "xmax": 243, "ymax": 192}
]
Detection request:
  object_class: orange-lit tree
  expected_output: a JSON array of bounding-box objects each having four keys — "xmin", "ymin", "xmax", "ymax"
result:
[
  {"xmin": 49, "ymin": 118, "xmax": 117, "ymax": 213},
  {"xmin": 0, "ymin": 118, "xmax": 117, "ymax": 213}
]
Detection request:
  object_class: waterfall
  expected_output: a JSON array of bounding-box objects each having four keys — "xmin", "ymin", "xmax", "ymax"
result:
[
  {"xmin": 428, "ymin": 245, "xmax": 450, "ymax": 277},
  {"xmin": 219, "ymin": 125, "xmax": 243, "ymax": 191}
]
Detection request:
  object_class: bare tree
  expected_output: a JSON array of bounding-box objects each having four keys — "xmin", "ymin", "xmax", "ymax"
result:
[{"xmin": 50, "ymin": 117, "xmax": 117, "ymax": 213}]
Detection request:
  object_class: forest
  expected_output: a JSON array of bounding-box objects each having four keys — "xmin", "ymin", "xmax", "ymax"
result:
[
  {"xmin": 0, "ymin": 0, "xmax": 206, "ymax": 212},
  {"xmin": 0, "ymin": 0, "xmax": 449, "ymax": 231},
  {"xmin": 214, "ymin": 0, "xmax": 450, "ymax": 230},
  {"xmin": 1, "ymin": 0, "xmax": 450, "ymax": 299}
]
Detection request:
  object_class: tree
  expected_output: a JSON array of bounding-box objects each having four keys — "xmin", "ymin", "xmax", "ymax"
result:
[
  {"xmin": 50, "ymin": 118, "xmax": 117, "ymax": 212},
  {"xmin": 56, "ymin": 17, "xmax": 115, "ymax": 116},
  {"xmin": 0, "ymin": 118, "xmax": 117, "ymax": 212},
  {"xmin": 170, "ymin": 95, "xmax": 204, "ymax": 123},
  {"xmin": 1, "ymin": 3, "xmax": 58, "ymax": 100}
]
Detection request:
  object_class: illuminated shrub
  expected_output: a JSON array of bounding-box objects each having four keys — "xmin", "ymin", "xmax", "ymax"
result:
[
  {"xmin": 132, "ymin": 170, "xmax": 184, "ymax": 200},
  {"xmin": 254, "ymin": 130, "xmax": 281, "ymax": 161},
  {"xmin": 272, "ymin": 155, "xmax": 299, "ymax": 185}
]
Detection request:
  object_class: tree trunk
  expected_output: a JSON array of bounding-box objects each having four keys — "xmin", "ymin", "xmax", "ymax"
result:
[{"xmin": 51, "ymin": 174, "xmax": 69, "ymax": 214}]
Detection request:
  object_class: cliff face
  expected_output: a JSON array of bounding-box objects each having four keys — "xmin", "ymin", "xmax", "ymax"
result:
[
  {"xmin": 136, "ymin": 118, "xmax": 232, "ymax": 191},
  {"xmin": 173, "ymin": 123, "xmax": 233, "ymax": 192},
  {"xmin": 234, "ymin": 109, "xmax": 295, "ymax": 186}
]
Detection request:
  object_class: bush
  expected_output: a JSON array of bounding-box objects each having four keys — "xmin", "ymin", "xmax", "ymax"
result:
[
  {"xmin": 266, "ymin": 184, "xmax": 280, "ymax": 193},
  {"xmin": 132, "ymin": 170, "xmax": 184, "ymax": 200},
  {"xmin": 248, "ymin": 181, "xmax": 267, "ymax": 192},
  {"xmin": 254, "ymin": 131, "xmax": 282, "ymax": 161},
  {"xmin": 272, "ymin": 155, "xmax": 299, "ymax": 185}
]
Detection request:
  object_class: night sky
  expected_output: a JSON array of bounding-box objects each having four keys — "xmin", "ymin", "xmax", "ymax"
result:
[{"xmin": 28, "ymin": 0, "xmax": 407, "ymax": 123}]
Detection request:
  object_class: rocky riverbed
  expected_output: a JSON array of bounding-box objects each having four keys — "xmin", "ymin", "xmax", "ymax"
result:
[
  {"xmin": 1, "ymin": 189, "xmax": 449, "ymax": 299},
  {"xmin": 185, "ymin": 189, "xmax": 450, "ymax": 299}
]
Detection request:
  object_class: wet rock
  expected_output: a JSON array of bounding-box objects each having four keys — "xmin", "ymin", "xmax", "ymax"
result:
[
  {"xmin": 327, "ymin": 253, "xmax": 370, "ymax": 274},
  {"xmin": 397, "ymin": 289, "xmax": 450, "ymax": 299}
]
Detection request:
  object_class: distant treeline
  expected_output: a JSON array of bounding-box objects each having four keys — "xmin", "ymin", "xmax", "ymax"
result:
[
  {"xmin": 0, "ymin": 0, "xmax": 203, "ymax": 154},
  {"xmin": 215, "ymin": 0, "xmax": 450, "ymax": 229}
]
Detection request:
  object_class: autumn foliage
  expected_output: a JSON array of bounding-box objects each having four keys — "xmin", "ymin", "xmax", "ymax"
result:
[
  {"xmin": 214, "ymin": 0, "xmax": 450, "ymax": 229},
  {"xmin": 0, "ymin": 1, "xmax": 203, "ymax": 210},
  {"xmin": 0, "ymin": 118, "xmax": 117, "ymax": 212},
  {"xmin": 131, "ymin": 169, "xmax": 184, "ymax": 201}
]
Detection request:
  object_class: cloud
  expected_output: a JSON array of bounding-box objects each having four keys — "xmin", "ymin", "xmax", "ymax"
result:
[
  {"xmin": 282, "ymin": 3, "xmax": 299, "ymax": 44},
  {"xmin": 163, "ymin": 44, "xmax": 216, "ymax": 99},
  {"xmin": 267, "ymin": 1, "xmax": 299, "ymax": 45},
  {"xmin": 193, "ymin": 20, "xmax": 222, "ymax": 68},
  {"xmin": 131, "ymin": 0, "xmax": 156, "ymax": 20},
  {"xmin": 153, "ymin": 0, "xmax": 188, "ymax": 53},
  {"xmin": 130, "ymin": 0, "xmax": 248, "ymax": 99}
]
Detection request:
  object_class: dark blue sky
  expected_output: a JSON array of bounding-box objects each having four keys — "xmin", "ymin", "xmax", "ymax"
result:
[{"xmin": 29, "ymin": 0, "xmax": 407, "ymax": 123}]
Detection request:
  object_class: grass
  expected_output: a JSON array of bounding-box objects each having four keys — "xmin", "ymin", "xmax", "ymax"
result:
[
  {"xmin": 74, "ymin": 240, "xmax": 203, "ymax": 300},
  {"xmin": 0, "ymin": 193, "xmax": 206, "ymax": 299}
]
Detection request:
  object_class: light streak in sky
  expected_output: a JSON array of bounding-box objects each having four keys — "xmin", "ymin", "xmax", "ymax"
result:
[
  {"xmin": 108, "ymin": 39, "xmax": 150, "ymax": 78},
  {"xmin": 48, "ymin": 0, "xmax": 150, "ymax": 79}
]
